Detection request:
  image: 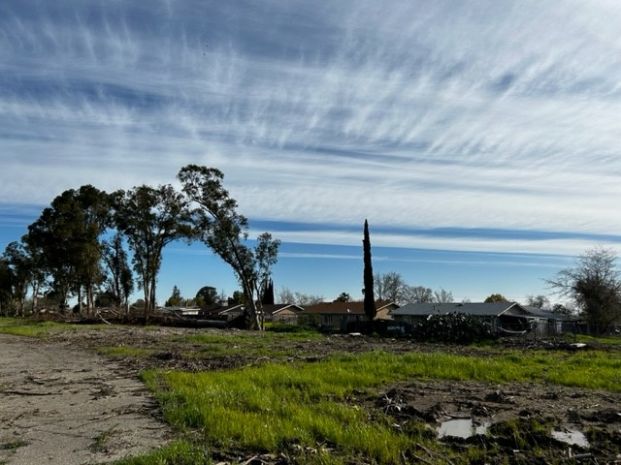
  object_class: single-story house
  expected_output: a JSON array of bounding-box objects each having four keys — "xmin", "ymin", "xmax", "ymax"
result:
[
  {"xmin": 524, "ymin": 306, "xmax": 586, "ymax": 335},
  {"xmin": 158, "ymin": 306, "xmax": 201, "ymax": 318},
  {"xmin": 392, "ymin": 302, "xmax": 557, "ymax": 336},
  {"xmin": 199, "ymin": 304, "xmax": 245, "ymax": 321},
  {"xmin": 199, "ymin": 303, "xmax": 304, "ymax": 324},
  {"xmin": 299, "ymin": 301, "xmax": 398, "ymax": 332},
  {"xmin": 261, "ymin": 304, "xmax": 305, "ymax": 324},
  {"xmin": 523, "ymin": 306, "xmax": 565, "ymax": 336}
]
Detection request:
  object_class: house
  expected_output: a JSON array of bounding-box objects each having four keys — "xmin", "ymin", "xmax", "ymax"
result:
[
  {"xmin": 158, "ymin": 306, "xmax": 201, "ymax": 318},
  {"xmin": 199, "ymin": 303, "xmax": 304, "ymax": 324},
  {"xmin": 261, "ymin": 304, "xmax": 305, "ymax": 324},
  {"xmin": 299, "ymin": 301, "xmax": 398, "ymax": 331},
  {"xmin": 523, "ymin": 306, "xmax": 564, "ymax": 336},
  {"xmin": 199, "ymin": 304, "xmax": 245, "ymax": 321},
  {"xmin": 524, "ymin": 306, "xmax": 584, "ymax": 335},
  {"xmin": 393, "ymin": 302, "xmax": 556, "ymax": 336}
]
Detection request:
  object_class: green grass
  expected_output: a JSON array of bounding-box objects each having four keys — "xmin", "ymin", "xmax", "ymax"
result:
[
  {"xmin": 112, "ymin": 441, "xmax": 210, "ymax": 465},
  {"xmin": 0, "ymin": 316, "xmax": 112, "ymax": 337},
  {"xmin": 0, "ymin": 317, "xmax": 109, "ymax": 337},
  {"xmin": 183, "ymin": 328, "xmax": 323, "ymax": 345},
  {"xmin": 179, "ymin": 328, "xmax": 324, "ymax": 360},
  {"xmin": 574, "ymin": 334, "xmax": 621, "ymax": 346},
  {"xmin": 142, "ymin": 349, "xmax": 621, "ymax": 464},
  {"xmin": 98, "ymin": 346, "xmax": 155, "ymax": 358}
]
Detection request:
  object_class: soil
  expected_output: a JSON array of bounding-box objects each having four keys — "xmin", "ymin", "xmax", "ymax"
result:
[
  {"xmin": 0, "ymin": 334, "xmax": 172, "ymax": 465},
  {"xmin": 3, "ymin": 324, "xmax": 621, "ymax": 464},
  {"xmin": 373, "ymin": 380, "xmax": 621, "ymax": 463}
]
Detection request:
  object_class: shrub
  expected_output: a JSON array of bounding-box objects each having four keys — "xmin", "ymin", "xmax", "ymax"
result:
[{"xmin": 413, "ymin": 312, "xmax": 495, "ymax": 344}]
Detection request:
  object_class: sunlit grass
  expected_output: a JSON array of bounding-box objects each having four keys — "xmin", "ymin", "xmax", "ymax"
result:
[
  {"xmin": 111, "ymin": 440, "xmax": 210, "ymax": 465},
  {"xmin": 143, "ymin": 348, "xmax": 621, "ymax": 464},
  {"xmin": 0, "ymin": 317, "xmax": 110, "ymax": 337}
]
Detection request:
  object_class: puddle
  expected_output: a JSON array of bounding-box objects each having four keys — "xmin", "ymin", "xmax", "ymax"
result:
[
  {"xmin": 551, "ymin": 429, "xmax": 589, "ymax": 448},
  {"xmin": 437, "ymin": 418, "xmax": 490, "ymax": 439}
]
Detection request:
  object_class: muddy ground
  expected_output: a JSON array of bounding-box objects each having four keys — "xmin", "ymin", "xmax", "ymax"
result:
[
  {"xmin": 0, "ymin": 334, "xmax": 171, "ymax": 465},
  {"xmin": 373, "ymin": 380, "xmax": 621, "ymax": 463},
  {"xmin": 3, "ymin": 324, "xmax": 621, "ymax": 464}
]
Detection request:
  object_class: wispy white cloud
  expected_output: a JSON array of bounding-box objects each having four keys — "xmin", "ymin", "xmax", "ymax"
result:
[{"xmin": 1, "ymin": 0, "xmax": 621, "ymax": 255}]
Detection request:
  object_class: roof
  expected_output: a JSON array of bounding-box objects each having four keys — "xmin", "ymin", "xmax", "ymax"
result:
[
  {"xmin": 302, "ymin": 301, "xmax": 397, "ymax": 315},
  {"xmin": 393, "ymin": 302, "xmax": 524, "ymax": 317},
  {"xmin": 199, "ymin": 304, "xmax": 244, "ymax": 316},
  {"xmin": 261, "ymin": 304, "xmax": 304, "ymax": 315},
  {"xmin": 523, "ymin": 306, "xmax": 576, "ymax": 321}
]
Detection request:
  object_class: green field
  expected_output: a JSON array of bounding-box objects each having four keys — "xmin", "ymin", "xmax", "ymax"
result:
[
  {"xmin": 139, "ymin": 349, "xmax": 621, "ymax": 464},
  {"xmin": 3, "ymin": 317, "xmax": 620, "ymax": 464}
]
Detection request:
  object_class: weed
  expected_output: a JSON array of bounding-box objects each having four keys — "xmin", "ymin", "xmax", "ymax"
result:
[
  {"xmin": 98, "ymin": 346, "xmax": 154, "ymax": 358},
  {"xmin": 112, "ymin": 440, "xmax": 210, "ymax": 465},
  {"xmin": 90, "ymin": 426, "xmax": 119, "ymax": 453},
  {"xmin": 0, "ymin": 440, "xmax": 27, "ymax": 451}
]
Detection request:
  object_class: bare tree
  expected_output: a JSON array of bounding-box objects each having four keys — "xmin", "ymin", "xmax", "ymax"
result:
[
  {"xmin": 433, "ymin": 288, "xmax": 454, "ymax": 303},
  {"xmin": 403, "ymin": 285, "xmax": 434, "ymax": 303},
  {"xmin": 548, "ymin": 247, "xmax": 621, "ymax": 334},
  {"xmin": 374, "ymin": 272, "xmax": 406, "ymax": 303},
  {"xmin": 525, "ymin": 294, "xmax": 550, "ymax": 309},
  {"xmin": 278, "ymin": 288, "xmax": 324, "ymax": 306},
  {"xmin": 278, "ymin": 287, "xmax": 296, "ymax": 305},
  {"xmin": 294, "ymin": 293, "xmax": 324, "ymax": 306}
]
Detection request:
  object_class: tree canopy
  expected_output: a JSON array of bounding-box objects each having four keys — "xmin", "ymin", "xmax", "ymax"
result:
[
  {"xmin": 113, "ymin": 184, "xmax": 192, "ymax": 320},
  {"xmin": 178, "ymin": 164, "xmax": 280, "ymax": 329},
  {"xmin": 548, "ymin": 247, "xmax": 621, "ymax": 334}
]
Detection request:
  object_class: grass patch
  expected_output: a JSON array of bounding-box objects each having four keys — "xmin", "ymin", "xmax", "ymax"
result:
[
  {"xmin": 98, "ymin": 346, "xmax": 155, "ymax": 358},
  {"xmin": 0, "ymin": 317, "xmax": 107, "ymax": 337},
  {"xmin": 574, "ymin": 334, "xmax": 621, "ymax": 346},
  {"xmin": 112, "ymin": 440, "xmax": 210, "ymax": 465},
  {"xmin": 143, "ymin": 349, "xmax": 621, "ymax": 464},
  {"xmin": 183, "ymin": 328, "xmax": 323, "ymax": 345},
  {"xmin": 180, "ymin": 329, "xmax": 324, "ymax": 360},
  {"xmin": 0, "ymin": 440, "xmax": 28, "ymax": 451}
]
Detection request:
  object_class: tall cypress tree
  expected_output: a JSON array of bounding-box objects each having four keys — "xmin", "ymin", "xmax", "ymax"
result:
[
  {"xmin": 363, "ymin": 219, "xmax": 376, "ymax": 321},
  {"xmin": 261, "ymin": 279, "xmax": 275, "ymax": 305}
]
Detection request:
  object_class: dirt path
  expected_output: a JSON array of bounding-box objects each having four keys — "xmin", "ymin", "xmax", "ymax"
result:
[{"xmin": 0, "ymin": 334, "xmax": 171, "ymax": 465}]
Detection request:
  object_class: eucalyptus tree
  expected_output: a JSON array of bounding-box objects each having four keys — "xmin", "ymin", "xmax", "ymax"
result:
[
  {"xmin": 102, "ymin": 232, "xmax": 134, "ymax": 315},
  {"xmin": 0, "ymin": 258, "xmax": 13, "ymax": 315},
  {"xmin": 113, "ymin": 185, "xmax": 192, "ymax": 320},
  {"xmin": 3, "ymin": 241, "xmax": 32, "ymax": 316},
  {"xmin": 177, "ymin": 165, "xmax": 280, "ymax": 330},
  {"xmin": 26, "ymin": 185, "xmax": 110, "ymax": 313}
]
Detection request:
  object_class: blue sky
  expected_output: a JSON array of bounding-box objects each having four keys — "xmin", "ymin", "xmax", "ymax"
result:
[{"xmin": 2, "ymin": 0, "xmax": 621, "ymax": 304}]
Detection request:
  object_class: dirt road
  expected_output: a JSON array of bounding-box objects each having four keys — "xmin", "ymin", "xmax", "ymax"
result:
[{"xmin": 0, "ymin": 334, "xmax": 170, "ymax": 465}]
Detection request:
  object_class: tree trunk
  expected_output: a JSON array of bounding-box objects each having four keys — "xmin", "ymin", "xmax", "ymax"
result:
[
  {"xmin": 142, "ymin": 279, "xmax": 150, "ymax": 324},
  {"xmin": 77, "ymin": 286, "xmax": 83, "ymax": 315},
  {"xmin": 31, "ymin": 282, "xmax": 39, "ymax": 314}
]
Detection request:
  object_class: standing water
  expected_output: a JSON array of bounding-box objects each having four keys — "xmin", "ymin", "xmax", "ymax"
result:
[{"xmin": 437, "ymin": 419, "xmax": 490, "ymax": 439}]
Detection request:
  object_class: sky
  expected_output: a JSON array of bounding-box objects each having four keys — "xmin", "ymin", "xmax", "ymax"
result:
[{"xmin": 2, "ymin": 0, "xmax": 621, "ymax": 304}]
